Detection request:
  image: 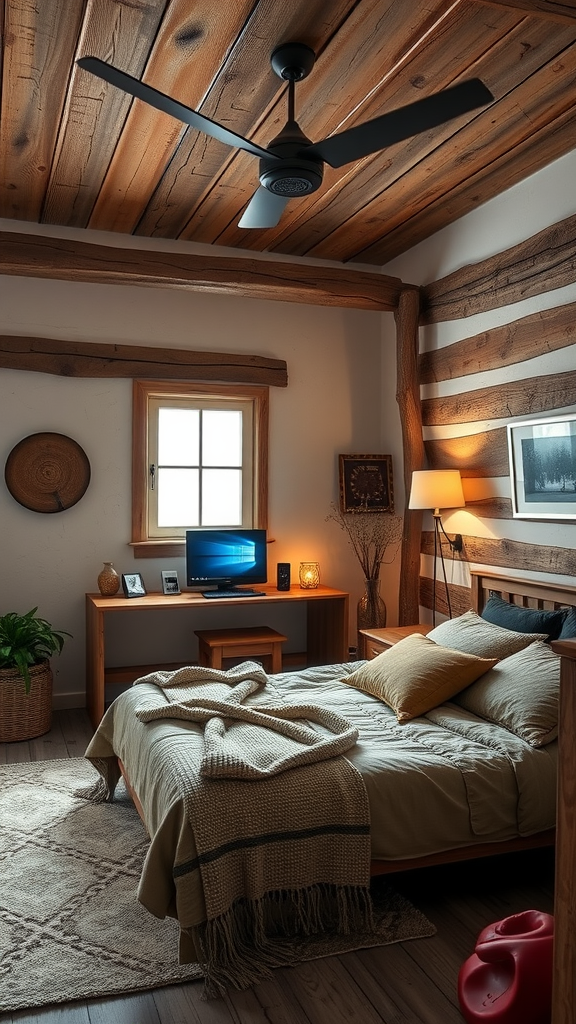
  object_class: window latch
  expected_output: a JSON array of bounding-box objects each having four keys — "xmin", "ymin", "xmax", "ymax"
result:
[{"xmin": 149, "ymin": 463, "xmax": 156, "ymax": 490}]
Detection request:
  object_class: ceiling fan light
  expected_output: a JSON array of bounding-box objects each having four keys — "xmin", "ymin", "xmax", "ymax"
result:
[
  {"xmin": 258, "ymin": 160, "xmax": 319, "ymax": 196},
  {"xmin": 261, "ymin": 167, "xmax": 322, "ymax": 196}
]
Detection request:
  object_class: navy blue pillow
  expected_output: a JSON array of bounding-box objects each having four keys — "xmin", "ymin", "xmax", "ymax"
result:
[
  {"xmin": 481, "ymin": 592, "xmax": 567, "ymax": 640},
  {"xmin": 558, "ymin": 606, "xmax": 576, "ymax": 639}
]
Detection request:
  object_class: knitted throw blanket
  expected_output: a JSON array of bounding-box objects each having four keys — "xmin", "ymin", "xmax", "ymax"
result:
[
  {"xmin": 132, "ymin": 662, "xmax": 374, "ymax": 994},
  {"xmin": 133, "ymin": 661, "xmax": 360, "ymax": 778}
]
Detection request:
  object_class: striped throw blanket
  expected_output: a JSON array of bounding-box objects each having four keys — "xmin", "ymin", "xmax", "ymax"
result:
[{"xmin": 132, "ymin": 662, "xmax": 374, "ymax": 995}]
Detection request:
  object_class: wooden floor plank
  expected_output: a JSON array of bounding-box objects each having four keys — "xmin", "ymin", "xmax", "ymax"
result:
[
  {"xmin": 342, "ymin": 943, "xmax": 465, "ymax": 1024},
  {"xmin": 280, "ymin": 957, "xmax": 385, "ymax": 1024},
  {"xmin": 58, "ymin": 708, "xmax": 94, "ymax": 757},
  {"xmin": 153, "ymin": 983, "xmax": 240, "ymax": 1024},
  {"xmin": 5, "ymin": 738, "xmax": 33, "ymax": 764},
  {"xmin": 87, "ymin": 992, "xmax": 161, "ymax": 1024},
  {"xmin": 224, "ymin": 969, "xmax": 312, "ymax": 1024},
  {"xmin": 29, "ymin": 715, "xmax": 69, "ymax": 761},
  {"xmin": 10, "ymin": 1006, "xmax": 91, "ymax": 1023}
]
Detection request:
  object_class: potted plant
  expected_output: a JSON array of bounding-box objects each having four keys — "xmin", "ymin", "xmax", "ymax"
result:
[{"xmin": 0, "ymin": 608, "xmax": 70, "ymax": 743}]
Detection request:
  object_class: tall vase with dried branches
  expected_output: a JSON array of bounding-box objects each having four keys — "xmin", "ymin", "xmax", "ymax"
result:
[{"xmin": 327, "ymin": 504, "xmax": 403, "ymax": 656}]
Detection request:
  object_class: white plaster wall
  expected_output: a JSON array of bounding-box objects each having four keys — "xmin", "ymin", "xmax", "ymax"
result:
[
  {"xmin": 0, "ymin": 231, "xmax": 383, "ymax": 704},
  {"xmin": 381, "ymin": 147, "xmax": 576, "ymax": 612}
]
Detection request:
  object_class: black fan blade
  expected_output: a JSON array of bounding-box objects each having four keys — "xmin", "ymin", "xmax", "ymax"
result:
[
  {"xmin": 238, "ymin": 187, "xmax": 288, "ymax": 229},
  {"xmin": 77, "ymin": 56, "xmax": 276, "ymax": 162},
  {"xmin": 307, "ymin": 79, "xmax": 493, "ymax": 168}
]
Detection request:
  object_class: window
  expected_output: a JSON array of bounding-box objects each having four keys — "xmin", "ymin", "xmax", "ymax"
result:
[{"xmin": 132, "ymin": 381, "xmax": 268, "ymax": 557}]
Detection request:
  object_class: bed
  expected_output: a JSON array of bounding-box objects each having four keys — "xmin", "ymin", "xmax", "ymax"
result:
[{"xmin": 84, "ymin": 569, "xmax": 575, "ymax": 992}]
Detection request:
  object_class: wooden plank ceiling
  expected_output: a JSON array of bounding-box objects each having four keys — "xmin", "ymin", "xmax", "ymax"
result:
[{"xmin": 1, "ymin": 0, "xmax": 575, "ymax": 268}]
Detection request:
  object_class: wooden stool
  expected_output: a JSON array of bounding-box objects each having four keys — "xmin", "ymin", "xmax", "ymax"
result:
[{"xmin": 195, "ymin": 626, "xmax": 288, "ymax": 674}]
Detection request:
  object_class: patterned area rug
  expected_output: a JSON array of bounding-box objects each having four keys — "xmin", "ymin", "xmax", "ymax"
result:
[{"xmin": 0, "ymin": 757, "xmax": 436, "ymax": 1012}]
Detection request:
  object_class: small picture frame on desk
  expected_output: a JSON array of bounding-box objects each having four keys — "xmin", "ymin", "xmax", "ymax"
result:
[
  {"xmin": 121, "ymin": 573, "xmax": 147, "ymax": 598},
  {"xmin": 161, "ymin": 570, "xmax": 181, "ymax": 595}
]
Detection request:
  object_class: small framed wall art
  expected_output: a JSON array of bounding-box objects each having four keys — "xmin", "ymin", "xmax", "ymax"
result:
[
  {"xmin": 339, "ymin": 454, "xmax": 394, "ymax": 513},
  {"xmin": 161, "ymin": 570, "xmax": 181, "ymax": 595},
  {"xmin": 507, "ymin": 413, "xmax": 576, "ymax": 519},
  {"xmin": 121, "ymin": 573, "xmax": 147, "ymax": 598}
]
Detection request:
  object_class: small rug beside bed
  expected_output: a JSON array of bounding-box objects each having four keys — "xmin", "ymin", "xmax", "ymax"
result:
[{"xmin": 0, "ymin": 758, "xmax": 436, "ymax": 1012}]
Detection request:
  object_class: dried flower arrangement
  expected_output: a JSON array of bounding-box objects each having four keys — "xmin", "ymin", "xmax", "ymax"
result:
[{"xmin": 326, "ymin": 504, "xmax": 402, "ymax": 580}]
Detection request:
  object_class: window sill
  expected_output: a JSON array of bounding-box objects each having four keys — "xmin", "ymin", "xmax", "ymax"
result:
[{"xmin": 130, "ymin": 541, "xmax": 185, "ymax": 559}]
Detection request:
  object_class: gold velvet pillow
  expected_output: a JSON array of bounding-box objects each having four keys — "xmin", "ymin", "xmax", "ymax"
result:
[{"xmin": 342, "ymin": 633, "xmax": 498, "ymax": 722}]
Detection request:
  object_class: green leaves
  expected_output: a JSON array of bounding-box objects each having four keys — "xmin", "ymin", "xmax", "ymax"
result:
[{"xmin": 0, "ymin": 608, "xmax": 71, "ymax": 694}]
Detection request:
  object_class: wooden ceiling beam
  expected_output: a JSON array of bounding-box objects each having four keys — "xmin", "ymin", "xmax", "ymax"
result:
[
  {"xmin": 0, "ymin": 231, "xmax": 409, "ymax": 311},
  {"xmin": 472, "ymin": 0, "xmax": 576, "ymax": 23},
  {"xmin": 0, "ymin": 334, "xmax": 288, "ymax": 386}
]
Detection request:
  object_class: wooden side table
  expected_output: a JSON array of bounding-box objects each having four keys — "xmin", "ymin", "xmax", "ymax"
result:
[
  {"xmin": 195, "ymin": 626, "xmax": 288, "ymax": 673},
  {"xmin": 359, "ymin": 623, "xmax": 432, "ymax": 660}
]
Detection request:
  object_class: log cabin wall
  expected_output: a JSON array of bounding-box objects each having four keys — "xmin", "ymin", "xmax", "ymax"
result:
[{"xmin": 381, "ymin": 150, "xmax": 576, "ymax": 625}]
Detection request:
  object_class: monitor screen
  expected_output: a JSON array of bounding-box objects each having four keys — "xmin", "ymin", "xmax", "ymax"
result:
[{"xmin": 185, "ymin": 529, "xmax": 267, "ymax": 590}]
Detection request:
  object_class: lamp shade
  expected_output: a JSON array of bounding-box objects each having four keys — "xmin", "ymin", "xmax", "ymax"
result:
[{"xmin": 409, "ymin": 470, "xmax": 465, "ymax": 513}]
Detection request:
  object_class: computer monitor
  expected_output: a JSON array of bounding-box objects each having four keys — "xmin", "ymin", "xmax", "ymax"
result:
[{"xmin": 185, "ymin": 529, "xmax": 267, "ymax": 593}]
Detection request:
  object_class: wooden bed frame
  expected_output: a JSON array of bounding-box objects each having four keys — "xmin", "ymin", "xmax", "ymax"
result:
[
  {"xmin": 371, "ymin": 569, "xmax": 576, "ymax": 873},
  {"xmin": 118, "ymin": 568, "xmax": 575, "ymax": 875}
]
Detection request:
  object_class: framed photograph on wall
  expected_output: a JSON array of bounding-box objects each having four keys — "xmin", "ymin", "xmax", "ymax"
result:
[
  {"xmin": 161, "ymin": 570, "xmax": 181, "ymax": 595},
  {"xmin": 121, "ymin": 573, "xmax": 147, "ymax": 598},
  {"xmin": 507, "ymin": 413, "xmax": 576, "ymax": 519},
  {"xmin": 339, "ymin": 454, "xmax": 394, "ymax": 513}
]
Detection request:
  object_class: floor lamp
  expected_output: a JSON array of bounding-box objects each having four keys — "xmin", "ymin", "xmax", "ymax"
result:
[{"xmin": 408, "ymin": 470, "xmax": 465, "ymax": 625}]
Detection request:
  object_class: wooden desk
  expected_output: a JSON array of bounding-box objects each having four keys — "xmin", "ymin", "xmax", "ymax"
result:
[
  {"xmin": 550, "ymin": 638, "xmax": 576, "ymax": 1024},
  {"xmin": 85, "ymin": 584, "xmax": 349, "ymax": 727}
]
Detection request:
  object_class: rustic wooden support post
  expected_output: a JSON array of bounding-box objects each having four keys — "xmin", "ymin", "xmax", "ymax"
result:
[{"xmin": 395, "ymin": 287, "xmax": 425, "ymax": 625}]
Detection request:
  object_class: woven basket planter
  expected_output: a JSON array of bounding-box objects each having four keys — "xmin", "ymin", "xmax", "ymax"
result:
[{"xmin": 0, "ymin": 660, "xmax": 53, "ymax": 743}]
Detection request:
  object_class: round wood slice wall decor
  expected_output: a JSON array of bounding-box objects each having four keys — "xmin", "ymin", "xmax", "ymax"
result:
[{"xmin": 5, "ymin": 432, "xmax": 91, "ymax": 513}]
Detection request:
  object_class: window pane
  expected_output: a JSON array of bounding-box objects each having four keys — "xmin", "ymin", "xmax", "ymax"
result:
[
  {"xmin": 202, "ymin": 469, "xmax": 242, "ymax": 525},
  {"xmin": 202, "ymin": 410, "xmax": 242, "ymax": 467},
  {"xmin": 158, "ymin": 409, "xmax": 199, "ymax": 466},
  {"xmin": 158, "ymin": 468, "xmax": 199, "ymax": 526}
]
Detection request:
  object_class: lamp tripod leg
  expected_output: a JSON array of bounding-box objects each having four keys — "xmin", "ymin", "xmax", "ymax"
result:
[
  {"xmin": 433, "ymin": 518, "xmax": 438, "ymax": 627},
  {"xmin": 437, "ymin": 516, "xmax": 453, "ymax": 620}
]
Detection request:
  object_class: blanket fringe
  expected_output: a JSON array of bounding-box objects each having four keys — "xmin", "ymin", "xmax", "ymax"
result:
[
  {"xmin": 73, "ymin": 756, "xmax": 121, "ymax": 803},
  {"xmin": 192, "ymin": 883, "xmax": 375, "ymax": 997}
]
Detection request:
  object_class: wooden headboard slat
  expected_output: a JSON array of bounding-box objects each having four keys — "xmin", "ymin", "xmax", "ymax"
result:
[{"xmin": 470, "ymin": 570, "xmax": 576, "ymax": 614}]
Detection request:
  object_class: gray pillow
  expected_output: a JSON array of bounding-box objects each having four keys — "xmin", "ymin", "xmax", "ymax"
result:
[
  {"xmin": 453, "ymin": 640, "xmax": 560, "ymax": 747},
  {"xmin": 481, "ymin": 591, "xmax": 566, "ymax": 640},
  {"xmin": 427, "ymin": 609, "xmax": 547, "ymax": 660}
]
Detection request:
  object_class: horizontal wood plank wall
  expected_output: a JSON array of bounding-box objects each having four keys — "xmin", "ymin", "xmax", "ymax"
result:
[
  {"xmin": 410, "ymin": 210, "xmax": 576, "ymax": 619},
  {"xmin": 420, "ymin": 213, "xmax": 576, "ymax": 323}
]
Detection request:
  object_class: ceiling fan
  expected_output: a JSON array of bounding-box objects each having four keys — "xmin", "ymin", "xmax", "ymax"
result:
[{"xmin": 77, "ymin": 42, "xmax": 493, "ymax": 230}]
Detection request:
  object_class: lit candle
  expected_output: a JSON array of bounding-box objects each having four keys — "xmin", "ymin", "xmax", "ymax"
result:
[{"xmin": 299, "ymin": 562, "xmax": 320, "ymax": 589}]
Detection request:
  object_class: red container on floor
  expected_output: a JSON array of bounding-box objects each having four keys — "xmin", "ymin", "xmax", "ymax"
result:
[{"xmin": 457, "ymin": 909, "xmax": 554, "ymax": 1024}]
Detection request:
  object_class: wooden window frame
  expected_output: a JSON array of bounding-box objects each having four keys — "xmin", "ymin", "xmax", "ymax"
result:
[{"xmin": 131, "ymin": 380, "xmax": 269, "ymax": 558}]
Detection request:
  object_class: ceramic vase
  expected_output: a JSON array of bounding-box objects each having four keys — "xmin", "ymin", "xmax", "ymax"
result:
[{"xmin": 97, "ymin": 561, "xmax": 120, "ymax": 596}]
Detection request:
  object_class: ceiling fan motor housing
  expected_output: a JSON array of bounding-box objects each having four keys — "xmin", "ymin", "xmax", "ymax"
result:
[{"xmin": 259, "ymin": 122, "xmax": 323, "ymax": 197}]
